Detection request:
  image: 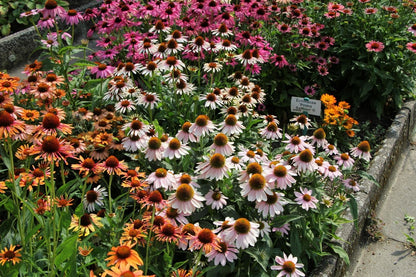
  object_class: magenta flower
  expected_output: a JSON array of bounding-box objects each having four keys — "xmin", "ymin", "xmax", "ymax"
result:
[
  {"xmin": 366, "ymin": 41, "xmax": 384, "ymax": 52},
  {"xmin": 294, "ymin": 188, "xmax": 318, "ymax": 211},
  {"xmin": 406, "ymin": 42, "xmax": 416, "ymax": 53},
  {"xmin": 271, "ymin": 253, "xmax": 305, "ymax": 277},
  {"xmin": 90, "ymin": 63, "xmax": 115, "ymax": 79}
]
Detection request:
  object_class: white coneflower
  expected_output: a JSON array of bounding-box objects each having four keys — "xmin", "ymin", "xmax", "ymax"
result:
[
  {"xmin": 164, "ymin": 138, "xmax": 190, "ymax": 159},
  {"xmin": 264, "ymin": 164, "xmax": 296, "ymax": 190},
  {"xmin": 200, "ymin": 92, "xmax": 222, "ymax": 109},
  {"xmin": 165, "ymin": 38, "xmax": 185, "ymax": 55},
  {"xmin": 255, "ymin": 191, "xmax": 287, "ymax": 218},
  {"xmin": 122, "ymin": 135, "xmax": 147, "ymax": 152},
  {"xmin": 160, "ymin": 56, "xmax": 186, "ymax": 71},
  {"xmin": 174, "ymin": 78, "xmax": 196, "ymax": 95},
  {"xmin": 189, "ymin": 36, "xmax": 210, "ymax": 53},
  {"xmin": 350, "ymin": 141, "xmax": 371, "ymax": 162},
  {"xmin": 166, "ymin": 30, "xmax": 188, "ymax": 43},
  {"xmin": 292, "ymin": 149, "xmax": 318, "ymax": 173},
  {"xmin": 137, "ymin": 92, "xmax": 160, "ymax": 109},
  {"xmin": 115, "ymin": 99, "xmax": 136, "ymax": 114},
  {"xmin": 122, "ymin": 118, "xmax": 148, "ymax": 137},
  {"xmin": 261, "ymin": 121, "xmax": 282, "ymax": 140},
  {"xmin": 139, "ymin": 60, "xmax": 160, "ymax": 77},
  {"xmin": 211, "ymin": 23, "xmax": 233, "ymax": 37},
  {"xmin": 240, "ymin": 173, "xmax": 273, "ymax": 202},
  {"xmin": 210, "ymin": 133, "xmax": 234, "ymax": 156},
  {"xmin": 309, "ymin": 128, "xmax": 328, "ymax": 148},
  {"xmin": 283, "ymin": 135, "xmax": 312, "ymax": 154},
  {"xmin": 196, "ymin": 153, "xmax": 231, "ymax": 180},
  {"xmin": 217, "ymin": 38, "xmax": 238, "ymax": 52},
  {"xmin": 114, "ymin": 61, "xmax": 140, "ymax": 77},
  {"xmin": 235, "ymin": 49, "xmax": 257, "ymax": 66},
  {"xmin": 203, "ymin": 61, "xmax": 223, "ymax": 73},
  {"xmin": 83, "ymin": 185, "xmax": 107, "ymax": 212},
  {"xmin": 290, "ymin": 114, "xmax": 311, "ymax": 130}
]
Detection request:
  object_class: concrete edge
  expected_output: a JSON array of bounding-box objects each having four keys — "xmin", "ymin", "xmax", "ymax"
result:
[
  {"xmin": 310, "ymin": 100, "xmax": 416, "ymax": 277},
  {"xmin": 0, "ymin": 2, "xmax": 98, "ymax": 72}
]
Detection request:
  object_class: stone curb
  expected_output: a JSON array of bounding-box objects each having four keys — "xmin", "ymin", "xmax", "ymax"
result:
[
  {"xmin": 310, "ymin": 101, "xmax": 416, "ymax": 277},
  {"xmin": 0, "ymin": 1, "xmax": 97, "ymax": 72}
]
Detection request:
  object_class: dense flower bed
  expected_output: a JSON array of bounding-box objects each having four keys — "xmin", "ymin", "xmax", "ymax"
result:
[{"xmin": 1, "ymin": 0, "xmax": 412, "ymax": 276}]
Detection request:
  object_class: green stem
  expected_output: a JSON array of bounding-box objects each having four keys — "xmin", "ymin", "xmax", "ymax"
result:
[
  {"xmin": 191, "ymin": 249, "xmax": 204, "ymax": 277},
  {"xmin": 108, "ymin": 174, "xmax": 114, "ymax": 215},
  {"xmin": 48, "ymin": 162, "xmax": 57, "ymax": 277},
  {"xmin": 144, "ymin": 206, "xmax": 156, "ymax": 275}
]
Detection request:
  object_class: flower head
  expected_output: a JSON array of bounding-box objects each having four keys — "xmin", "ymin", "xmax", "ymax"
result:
[
  {"xmin": 366, "ymin": 41, "xmax": 384, "ymax": 52},
  {"xmin": 271, "ymin": 253, "xmax": 305, "ymax": 277},
  {"xmin": 294, "ymin": 188, "xmax": 318, "ymax": 211}
]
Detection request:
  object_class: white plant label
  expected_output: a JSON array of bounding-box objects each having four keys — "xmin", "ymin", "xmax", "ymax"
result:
[{"xmin": 290, "ymin": 97, "xmax": 321, "ymax": 116}]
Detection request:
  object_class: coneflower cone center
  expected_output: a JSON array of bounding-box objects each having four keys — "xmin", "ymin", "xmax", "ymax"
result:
[
  {"xmin": 303, "ymin": 194, "xmax": 312, "ymax": 201},
  {"xmin": 340, "ymin": 153, "xmax": 350, "ymax": 161},
  {"xmin": 225, "ymin": 115, "xmax": 237, "ymax": 126},
  {"xmin": 82, "ymin": 158, "xmax": 95, "ymax": 169},
  {"xmin": 195, "ymin": 115, "xmax": 209, "ymax": 127},
  {"xmin": 282, "ymin": 261, "xmax": 296, "ymax": 273},
  {"xmin": 33, "ymin": 169, "xmax": 44, "ymax": 178},
  {"xmin": 161, "ymin": 224, "xmax": 175, "ymax": 236},
  {"xmin": 105, "ymin": 156, "xmax": 120, "ymax": 168},
  {"xmin": 98, "ymin": 63, "xmax": 107, "ymax": 70},
  {"xmin": 45, "ymin": 0, "xmax": 58, "ymax": 9},
  {"xmin": 4, "ymin": 250, "xmax": 16, "ymax": 259},
  {"xmin": 299, "ymin": 149, "xmax": 313, "ymax": 163},
  {"xmin": 266, "ymin": 192, "xmax": 278, "ymax": 204},
  {"xmin": 116, "ymin": 246, "xmax": 131, "ymax": 259},
  {"xmin": 249, "ymin": 174, "xmax": 266, "ymax": 190},
  {"xmin": 234, "ymin": 218, "xmax": 250, "ymax": 234},
  {"xmin": 291, "ymin": 136, "xmax": 301, "ymax": 145},
  {"xmin": 267, "ymin": 122, "xmax": 278, "ymax": 132},
  {"xmin": 212, "ymin": 191, "xmax": 222, "ymax": 201},
  {"xmin": 148, "ymin": 137, "xmax": 161, "ymax": 150},
  {"xmin": 179, "ymin": 174, "xmax": 191, "ymax": 184},
  {"xmin": 0, "ymin": 110, "xmax": 14, "ymax": 126},
  {"xmin": 357, "ymin": 141, "xmax": 370, "ymax": 152},
  {"xmin": 86, "ymin": 190, "xmax": 98, "ymax": 202},
  {"xmin": 274, "ymin": 165, "xmax": 287, "ymax": 177},
  {"xmin": 155, "ymin": 168, "xmax": 167, "ymax": 177},
  {"xmin": 214, "ymin": 133, "xmax": 228, "ymax": 146},
  {"xmin": 80, "ymin": 214, "xmax": 92, "ymax": 226},
  {"xmin": 210, "ymin": 153, "xmax": 225, "ymax": 168},
  {"xmin": 148, "ymin": 190, "xmax": 163, "ymax": 203},
  {"xmin": 42, "ymin": 113, "xmax": 60, "ymax": 129},
  {"xmin": 42, "ymin": 136, "xmax": 60, "ymax": 153},
  {"xmin": 176, "ymin": 183, "xmax": 194, "ymax": 201},
  {"xmin": 313, "ymin": 128, "xmax": 326, "ymax": 139},
  {"xmin": 198, "ymin": 228, "xmax": 214, "ymax": 243},
  {"xmin": 168, "ymin": 138, "xmax": 181, "ymax": 150},
  {"xmin": 206, "ymin": 93, "xmax": 216, "ymax": 101},
  {"xmin": 246, "ymin": 162, "xmax": 262, "ymax": 174},
  {"xmin": 166, "ymin": 207, "xmax": 178, "ymax": 218}
]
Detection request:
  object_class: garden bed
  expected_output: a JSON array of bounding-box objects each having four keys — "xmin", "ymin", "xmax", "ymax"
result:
[{"xmin": 311, "ymin": 100, "xmax": 416, "ymax": 276}]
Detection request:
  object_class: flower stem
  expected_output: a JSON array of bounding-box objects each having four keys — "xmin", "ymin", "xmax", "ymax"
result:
[
  {"xmin": 108, "ymin": 174, "xmax": 114, "ymax": 215},
  {"xmin": 144, "ymin": 205, "xmax": 156, "ymax": 275}
]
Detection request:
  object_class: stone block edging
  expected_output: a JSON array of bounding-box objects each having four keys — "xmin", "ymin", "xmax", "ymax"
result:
[{"xmin": 310, "ymin": 100, "xmax": 416, "ymax": 277}]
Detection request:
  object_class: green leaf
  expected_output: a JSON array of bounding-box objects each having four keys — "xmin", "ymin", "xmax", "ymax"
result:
[
  {"xmin": 245, "ymin": 247, "xmax": 270, "ymax": 272},
  {"xmin": 1, "ymin": 23, "xmax": 11, "ymax": 36},
  {"xmin": 328, "ymin": 243, "xmax": 350, "ymax": 265},
  {"xmin": 54, "ymin": 234, "xmax": 78, "ymax": 267},
  {"xmin": 348, "ymin": 195, "xmax": 358, "ymax": 229}
]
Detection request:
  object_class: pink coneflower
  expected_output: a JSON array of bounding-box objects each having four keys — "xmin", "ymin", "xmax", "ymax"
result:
[
  {"xmin": 91, "ymin": 63, "xmax": 115, "ymax": 79},
  {"xmin": 364, "ymin": 7, "xmax": 377, "ymax": 14},
  {"xmin": 63, "ymin": 9, "xmax": 83, "ymax": 25},
  {"xmin": 159, "ymin": 206, "xmax": 189, "ymax": 227},
  {"xmin": 196, "ymin": 153, "xmax": 231, "ymax": 180},
  {"xmin": 273, "ymin": 223, "xmax": 290, "ymax": 237},
  {"xmin": 325, "ymin": 144, "xmax": 339, "ymax": 156},
  {"xmin": 37, "ymin": 16, "xmax": 55, "ymax": 29},
  {"xmin": 350, "ymin": 140, "xmax": 371, "ymax": 161},
  {"xmin": 189, "ymin": 115, "xmax": 215, "ymax": 138},
  {"xmin": 323, "ymin": 164, "xmax": 342, "ymax": 180},
  {"xmin": 210, "ymin": 133, "xmax": 234, "ymax": 156},
  {"xmin": 290, "ymin": 114, "xmax": 312, "ymax": 130},
  {"xmin": 205, "ymin": 189, "xmax": 228, "ymax": 210},
  {"xmin": 283, "ymin": 135, "xmax": 311, "ymax": 154},
  {"xmin": 271, "ymin": 253, "xmax": 305, "ymax": 277},
  {"xmin": 240, "ymin": 173, "xmax": 273, "ymax": 202},
  {"xmin": 123, "ymin": 119, "xmax": 148, "ymax": 137},
  {"xmin": 406, "ymin": 42, "xmax": 416, "ymax": 53},
  {"xmin": 206, "ymin": 239, "xmax": 239, "ymax": 266},
  {"xmin": 310, "ymin": 128, "xmax": 328, "ymax": 148},
  {"xmin": 168, "ymin": 183, "xmax": 205, "ymax": 214},
  {"xmin": 145, "ymin": 137, "xmax": 164, "ymax": 161},
  {"xmin": 164, "ymin": 138, "xmax": 190, "ymax": 159},
  {"xmin": 219, "ymin": 114, "xmax": 245, "ymax": 136},
  {"xmin": 407, "ymin": 24, "xmax": 416, "ymax": 36},
  {"xmin": 33, "ymin": 112, "xmax": 73, "ymax": 137},
  {"xmin": 146, "ymin": 168, "xmax": 176, "ymax": 190},
  {"xmin": 265, "ymin": 164, "xmax": 296, "ymax": 190},
  {"xmin": 41, "ymin": 0, "xmax": 66, "ymax": 18},
  {"xmin": 366, "ymin": 41, "xmax": 384, "ymax": 52},
  {"xmin": 294, "ymin": 187, "xmax": 318, "ymax": 211},
  {"xmin": 261, "ymin": 121, "xmax": 282, "ymax": 140},
  {"xmin": 115, "ymin": 99, "xmax": 135, "ymax": 114},
  {"xmin": 317, "ymin": 65, "xmax": 329, "ymax": 76},
  {"xmin": 343, "ymin": 178, "xmax": 360, "ymax": 192},
  {"xmin": 334, "ymin": 153, "xmax": 355, "ymax": 169},
  {"xmin": 155, "ymin": 223, "xmax": 181, "ymax": 243},
  {"xmin": 176, "ymin": 121, "xmax": 198, "ymax": 143},
  {"xmin": 223, "ymin": 218, "xmax": 260, "ymax": 249},
  {"xmin": 100, "ymin": 155, "xmax": 128, "ymax": 176},
  {"xmin": 292, "ymin": 149, "xmax": 318, "ymax": 173},
  {"xmin": 255, "ymin": 191, "xmax": 286, "ymax": 218},
  {"xmin": 304, "ymin": 85, "xmax": 316, "ymax": 96},
  {"xmin": 272, "ymin": 54, "xmax": 289, "ymax": 68}
]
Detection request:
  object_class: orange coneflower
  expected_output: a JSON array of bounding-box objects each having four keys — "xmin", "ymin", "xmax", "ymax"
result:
[
  {"xmin": 55, "ymin": 195, "xmax": 74, "ymax": 207},
  {"xmin": 0, "ymin": 245, "xmax": 22, "ymax": 265},
  {"xmin": 90, "ymin": 144, "xmax": 110, "ymax": 161},
  {"xmin": 155, "ymin": 223, "xmax": 181, "ymax": 243},
  {"xmin": 69, "ymin": 213, "xmax": 103, "ymax": 237},
  {"xmin": 0, "ymin": 181, "xmax": 8, "ymax": 193},
  {"xmin": 34, "ymin": 197, "xmax": 51, "ymax": 215},
  {"xmin": 15, "ymin": 144, "xmax": 32, "ymax": 160},
  {"xmin": 190, "ymin": 228, "xmax": 219, "ymax": 254},
  {"xmin": 72, "ymin": 156, "xmax": 101, "ymax": 177},
  {"xmin": 78, "ymin": 245, "xmax": 93, "ymax": 257},
  {"xmin": 120, "ymin": 220, "xmax": 147, "ymax": 246},
  {"xmin": 33, "ymin": 112, "xmax": 73, "ymax": 137},
  {"xmin": 30, "ymin": 135, "xmax": 75, "ymax": 165},
  {"xmin": 0, "ymin": 78, "xmax": 19, "ymax": 94},
  {"xmin": 30, "ymin": 82, "xmax": 55, "ymax": 100},
  {"xmin": 20, "ymin": 109, "xmax": 40, "ymax": 121},
  {"xmin": 0, "ymin": 93, "xmax": 13, "ymax": 107},
  {"xmin": 103, "ymin": 264, "xmax": 154, "ymax": 277},
  {"xmin": 105, "ymin": 242, "xmax": 144, "ymax": 270},
  {"xmin": 24, "ymin": 60, "xmax": 42, "ymax": 74},
  {"xmin": 41, "ymin": 107, "xmax": 66, "ymax": 120},
  {"xmin": 100, "ymin": 155, "xmax": 128, "ymax": 176},
  {"xmin": 27, "ymin": 165, "xmax": 51, "ymax": 188},
  {"xmin": 0, "ymin": 110, "xmax": 26, "ymax": 139}
]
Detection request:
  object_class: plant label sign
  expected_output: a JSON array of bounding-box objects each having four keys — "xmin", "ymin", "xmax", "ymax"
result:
[{"xmin": 290, "ymin": 97, "xmax": 321, "ymax": 116}]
